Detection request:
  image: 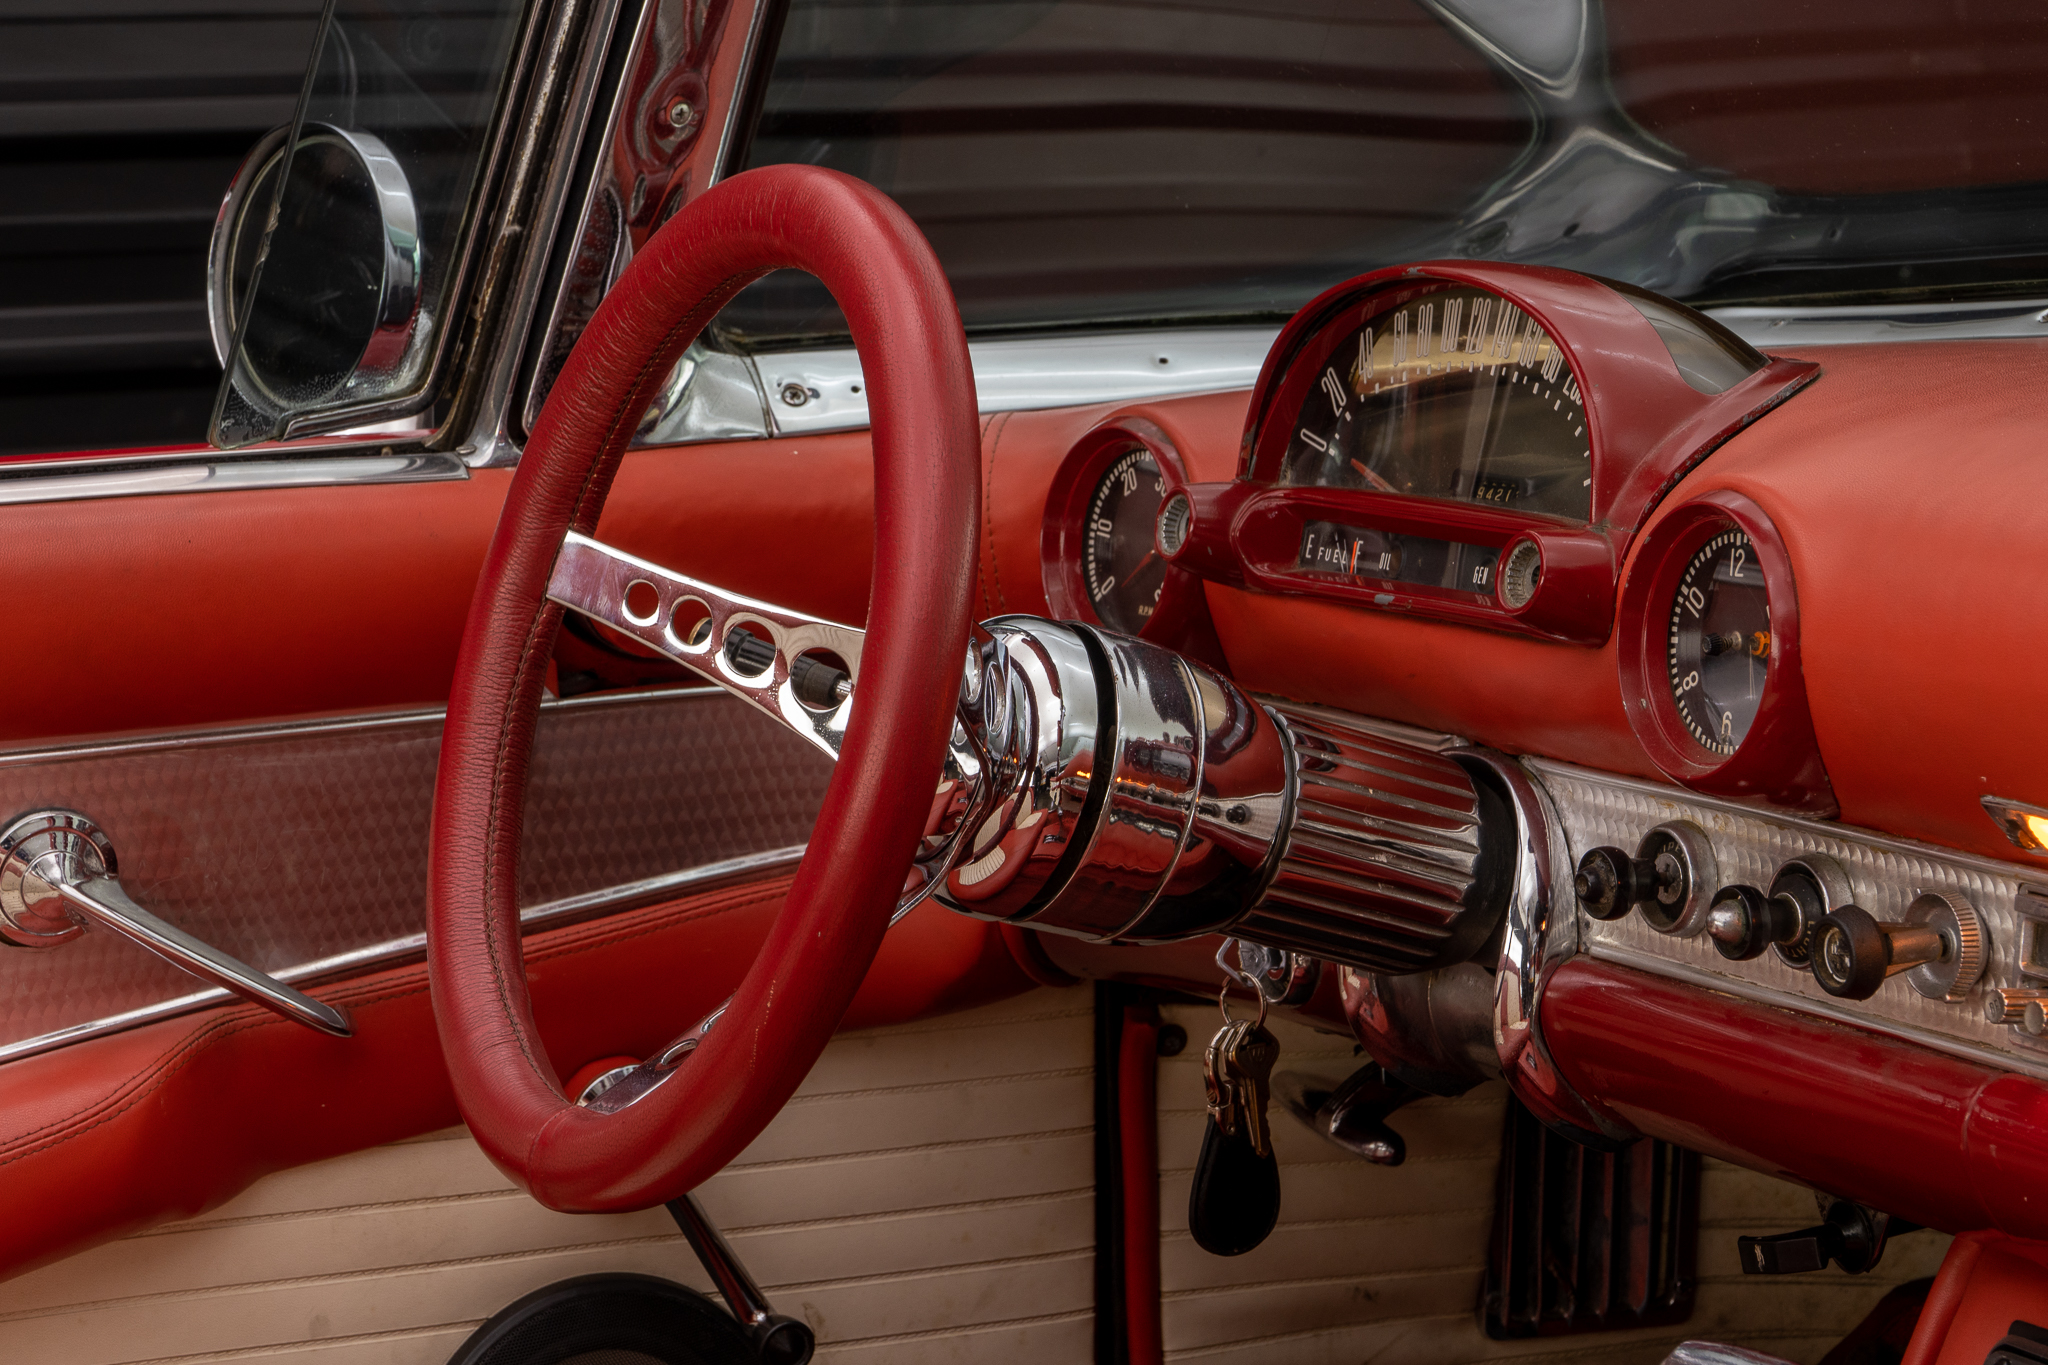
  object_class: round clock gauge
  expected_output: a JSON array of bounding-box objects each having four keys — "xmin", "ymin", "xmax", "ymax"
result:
[
  {"xmin": 1666, "ymin": 526, "xmax": 1771, "ymax": 755},
  {"xmin": 1619, "ymin": 491, "xmax": 1835, "ymax": 815}
]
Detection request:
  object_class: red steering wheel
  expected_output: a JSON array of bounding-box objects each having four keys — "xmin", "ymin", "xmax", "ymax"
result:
[{"xmin": 428, "ymin": 165, "xmax": 979, "ymax": 1211}]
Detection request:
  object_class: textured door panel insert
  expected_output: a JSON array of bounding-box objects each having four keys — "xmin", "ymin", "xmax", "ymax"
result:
[{"xmin": 0, "ymin": 689, "xmax": 829, "ymax": 1056}]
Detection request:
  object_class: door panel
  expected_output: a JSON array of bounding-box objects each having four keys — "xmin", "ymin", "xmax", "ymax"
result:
[{"xmin": 0, "ymin": 690, "xmax": 826, "ymax": 1057}]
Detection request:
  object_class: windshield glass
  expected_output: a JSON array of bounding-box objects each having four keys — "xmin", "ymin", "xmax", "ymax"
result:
[{"xmin": 716, "ymin": 0, "xmax": 2048, "ymax": 350}]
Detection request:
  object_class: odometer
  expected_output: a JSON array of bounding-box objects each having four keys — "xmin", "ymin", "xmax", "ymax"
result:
[
  {"xmin": 1666, "ymin": 528, "xmax": 1771, "ymax": 755},
  {"xmin": 1083, "ymin": 447, "xmax": 1167, "ymax": 634}
]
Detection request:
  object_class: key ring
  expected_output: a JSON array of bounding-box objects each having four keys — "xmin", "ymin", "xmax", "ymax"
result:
[
  {"xmin": 1215, "ymin": 937, "xmax": 1270, "ymax": 1029},
  {"xmin": 1216, "ymin": 976, "xmax": 1269, "ymax": 1031}
]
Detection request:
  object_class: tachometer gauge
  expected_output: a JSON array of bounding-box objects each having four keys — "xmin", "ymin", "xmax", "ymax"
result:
[
  {"xmin": 1667, "ymin": 529, "xmax": 1770, "ymax": 754},
  {"xmin": 1042, "ymin": 418, "xmax": 1211, "ymax": 651},
  {"xmin": 1083, "ymin": 447, "xmax": 1167, "ymax": 634},
  {"xmin": 1280, "ymin": 285, "xmax": 1591, "ymax": 521}
]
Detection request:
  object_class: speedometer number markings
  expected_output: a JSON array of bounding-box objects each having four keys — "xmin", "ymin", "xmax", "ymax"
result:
[{"xmin": 1281, "ymin": 285, "xmax": 1593, "ymax": 521}]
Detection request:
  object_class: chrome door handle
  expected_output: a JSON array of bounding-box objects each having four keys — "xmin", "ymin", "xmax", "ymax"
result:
[{"xmin": 0, "ymin": 810, "xmax": 351, "ymax": 1037}]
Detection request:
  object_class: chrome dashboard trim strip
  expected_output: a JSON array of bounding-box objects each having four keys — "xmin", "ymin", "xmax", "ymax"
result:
[
  {"xmin": 1528, "ymin": 756, "xmax": 2048, "ymax": 1082},
  {"xmin": 0, "ymin": 843, "xmax": 804, "ymax": 1068},
  {"xmin": 1708, "ymin": 297, "xmax": 2048, "ymax": 348},
  {"xmin": 0, "ymin": 451, "xmax": 467, "ymax": 507},
  {"xmin": 640, "ymin": 326, "xmax": 1285, "ymax": 445}
]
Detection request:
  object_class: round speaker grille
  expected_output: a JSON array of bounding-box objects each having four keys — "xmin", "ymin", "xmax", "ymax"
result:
[{"xmin": 446, "ymin": 1273, "xmax": 753, "ymax": 1365}]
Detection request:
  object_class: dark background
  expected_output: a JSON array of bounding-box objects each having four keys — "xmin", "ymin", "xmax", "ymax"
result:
[{"xmin": 0, "ymin": 1, "xmax": 323, "ymax": 457}]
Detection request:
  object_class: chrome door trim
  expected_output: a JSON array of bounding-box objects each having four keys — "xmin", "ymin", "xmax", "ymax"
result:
[
  {"xmin": 0, "ymin": 682, "xmax": 720, "ymax": 768},
  {"xmin": 0, "ymin": 843, "xmax": 804, "ymax": 1068},
  {"xmin": 0, "ymin": 451, "xmax": 467, "ymax": 508}
]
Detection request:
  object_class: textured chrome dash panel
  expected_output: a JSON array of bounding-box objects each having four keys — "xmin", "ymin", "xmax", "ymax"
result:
[
  {"xmin": 1528, "ymin": 758, "xmax": 2047, "ymax": 1079},
  {"xmin": 0, "ymin": 691, "xmax": 830, "ymax": 1052}
]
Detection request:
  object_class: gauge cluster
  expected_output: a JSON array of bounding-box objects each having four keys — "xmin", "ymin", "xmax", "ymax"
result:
[
  {"xmin": 1035, "ymin": 261, "xmax": 1840, "ymax": 817},
  {"xmin": 1161, "ymin": 260, "xmax": 1818, "ymax": 645}
]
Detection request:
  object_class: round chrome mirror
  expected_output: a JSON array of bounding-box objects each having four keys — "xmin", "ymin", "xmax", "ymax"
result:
[
  {"xmin": 207, "ymin": 124, "xmax": 290, "ymax": 368},
  {"xmin": 206, "ymin": 123, "xmax": 421, "ymax": 406}
]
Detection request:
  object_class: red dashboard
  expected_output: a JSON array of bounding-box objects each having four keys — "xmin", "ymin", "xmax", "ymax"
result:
[{"xmin": 3, "ymin": 283, "xmax": 2048, "ymax": 1296}]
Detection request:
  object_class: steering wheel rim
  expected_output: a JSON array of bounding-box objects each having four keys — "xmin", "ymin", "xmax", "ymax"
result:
[{"xmin": 428, "ymin": 164, "xmax": 979, "ymax": 1212}]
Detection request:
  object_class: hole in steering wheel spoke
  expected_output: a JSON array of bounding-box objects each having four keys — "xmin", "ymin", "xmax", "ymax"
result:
[
  {"xmin": 722, "ymin": 624, "xmax": 778, "ymax": 680},
  {"xmin": 668, "ymin": 596, "xmax": 713, "ymax": 650},
  {"xmin": 789, "ymin": 649, "xmax": 853, "ymax": 711},
  {"xmin": 621, "ymin": 579, "xmax": 661, "ymax": 627}
]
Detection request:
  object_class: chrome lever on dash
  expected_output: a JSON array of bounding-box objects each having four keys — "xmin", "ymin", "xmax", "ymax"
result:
[{"xmin": 0, "ymin": 810, "xmax": 352, "ymax": 1037}]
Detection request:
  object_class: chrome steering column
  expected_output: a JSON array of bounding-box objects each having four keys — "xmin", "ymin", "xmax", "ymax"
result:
[{"xmin": 548, "ymin": 536, "xmax": 1612, "ymax": 1139}]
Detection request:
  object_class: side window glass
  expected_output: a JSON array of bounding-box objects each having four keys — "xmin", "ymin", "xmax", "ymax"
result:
[{"xmin": 0, "ymin": 1, "xmax": 323, "ymax": 458}]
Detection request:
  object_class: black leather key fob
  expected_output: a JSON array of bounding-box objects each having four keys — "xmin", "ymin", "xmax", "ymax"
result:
[{"xmin": 1188, "ymin": 1115, "xmax": 1280, "ymax": 1256}]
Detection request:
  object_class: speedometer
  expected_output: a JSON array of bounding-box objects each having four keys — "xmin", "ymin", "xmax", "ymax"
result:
[{"xmin": 1278, "ymin": 285, "xmax": 1591, "ymax": 521}]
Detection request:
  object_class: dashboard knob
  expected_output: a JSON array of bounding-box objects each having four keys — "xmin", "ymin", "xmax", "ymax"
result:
[
  {"xmin": 1810, "ymin": 893, "xmax": 1986, "ymax": 1002},
  {"xmin": 1572, "ymin": 822, "xmax": 1715, "ymax": 934},
  {"xmin": 1765, "ymin": 856, "xmax": 1851, "ymax": 966},
  {"xmin": 1572, "ymin": 846, "xmax": 1658, "ymax": 921},
  {"xmin": 1706, "ymin": 884, "xmax": 1803, "ymax": 962},
  {"xmin": 1985, "ymin": 987, "xmax": 2048, "ymax": 1035}
]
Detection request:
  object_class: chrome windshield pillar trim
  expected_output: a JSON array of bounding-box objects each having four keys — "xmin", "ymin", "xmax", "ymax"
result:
[
  {"xmin": 0, "ymin": 810, "xmax": 351, "ymax": 1038},
  {"xmin": 634, "ymin": 344, "xmax": 773, "ymax": 445},
  {"xmin": 1474, "ymin": 752, "xmax": 1634, "ymax": 1146},
  {"xmin": 547, "ymin": 532, "xmax": 864, "ymax": 759},
  {"xmin": 0, "ymin": 451, "xmax": 468, "ymax": 507}
]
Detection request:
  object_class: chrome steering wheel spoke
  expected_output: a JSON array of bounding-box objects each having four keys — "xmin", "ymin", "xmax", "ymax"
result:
[{"xmin": 548, "ymin": 533, "xmax": 867, "ymax": 759}]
